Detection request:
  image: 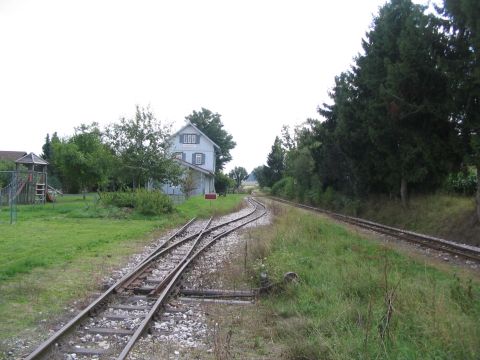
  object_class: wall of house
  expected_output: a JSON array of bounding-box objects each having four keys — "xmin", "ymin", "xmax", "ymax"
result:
[
  {"xmin": 162, "ymin": 124, "xmax": 217, "ymax": 197},
  {"xmin": 161, "ymin": 170, "xmax": 214, "ymax": 196},
  {"xmin": 170, "ymin": 125, "xmax": 215, "ymax": 172}
]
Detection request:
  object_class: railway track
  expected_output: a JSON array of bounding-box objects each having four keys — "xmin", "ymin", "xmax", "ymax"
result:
[
  {"xmin": 267, "ymin": 196, "xmax": 480, "ymax": 263},
  {"xmin": 25, "ymin": 197, "xmax": 267, "ymax": 360}
]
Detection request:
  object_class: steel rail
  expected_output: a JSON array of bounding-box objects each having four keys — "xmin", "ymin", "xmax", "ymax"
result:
[
  {"xmin": 267, "ymin": 196, "xmax": 480, "ymax": 262},
  {"xmin": 117, "ymin": 198, "xmax": 267, "ymax": 360},
  {"xmin": 148, "ymin": 218, "xmax": 212, "ymax": 296}
]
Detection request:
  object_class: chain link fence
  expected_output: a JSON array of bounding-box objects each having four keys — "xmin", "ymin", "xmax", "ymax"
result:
[{"xmin": 0, "ymin": 171, "xmax": 17, "ymax": 224}]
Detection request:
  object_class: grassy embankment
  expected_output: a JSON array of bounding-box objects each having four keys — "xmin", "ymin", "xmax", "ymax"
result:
[
  {"xmin": 215, "ymin": 203, "xmax": 480, "ymax": 359},
  {"xmin": 0, "ymin": 193, "xmax": 245, "ymax": 340},
  {"xmin": 358, "ymin": 194, "xmax": 480, "ymax": 246},
  {"xmin": 272, "ymin": 190, "xmax": 480, "ymax": 246}
]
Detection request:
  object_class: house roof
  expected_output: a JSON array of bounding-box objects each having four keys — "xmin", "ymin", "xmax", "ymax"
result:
[
  {"xmin": 171, "ymin": 122, "xmax": 220, "ymax": 149},
  {"xmin": 15, "ymin": 152, "xmax": 49, "ymax": 165},
  {"xmin": 175, "ymin": 158, "xmax": 214, "ymax": 176},
  {"xmin": 0, "ymin": 151, "xmax": 27, "ymax": 162},
  {"xmin": 245, "ymin": 172, "xmax": 257, "ymax": 182}
]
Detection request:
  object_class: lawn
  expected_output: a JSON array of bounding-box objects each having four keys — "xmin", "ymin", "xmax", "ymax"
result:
[
  {"xmin": 246, "ymin": 205, "xmax": 480, "ymax": 359},
  {"xmin": 0, "ymin": 193, "xmax": 245, "ymax": 340}
]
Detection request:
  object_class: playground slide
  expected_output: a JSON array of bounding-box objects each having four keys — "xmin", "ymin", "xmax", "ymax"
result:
[
  {"xmin": 46, "ymin": 192, "xmax": 55, "ymax": 202},
  {"xmin": 14, "ymin": 181, "xmax": 26, "ymax": 198}
]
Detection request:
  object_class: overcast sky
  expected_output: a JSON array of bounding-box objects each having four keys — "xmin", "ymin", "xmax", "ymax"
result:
[{"xmin": 0, "ymin": 0, "xmax": 429, "ymax": 173}]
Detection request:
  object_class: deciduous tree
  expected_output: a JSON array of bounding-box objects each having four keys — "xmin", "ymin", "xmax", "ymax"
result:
[
  {"xmin": 105, "ymin": 106, "xmax": 182, "ymax": 188},
  {"xmin": 181, "ymin": 169, "xmax": 197, "ymax": 199},
  {"xmin": 185, "ymin": 108, "xmax": 236, "ymax": 172},
  {"xmin": 52, "ymin": 123, "xmax": 114, "ymax": 196},
  {"xmin": 228, "ymin": 166, "xmax": 248, "ymax": 189}
]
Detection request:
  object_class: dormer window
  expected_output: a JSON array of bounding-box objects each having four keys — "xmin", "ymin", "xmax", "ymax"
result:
[{"xmin": 182, "ymin": 134, "xmax": 198, "ymax": 144}]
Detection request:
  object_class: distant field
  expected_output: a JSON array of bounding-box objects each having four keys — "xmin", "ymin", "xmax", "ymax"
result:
[
  {"xmin": 246, "ymin": 205, "xmax": 480, "ymax": 359},
  {"xmin": 0, "ymin": 193, "xmax": 245, "ymax": 339}
]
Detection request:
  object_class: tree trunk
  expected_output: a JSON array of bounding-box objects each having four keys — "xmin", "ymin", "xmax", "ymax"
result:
[
  {"xmin": 400, "ymin": 177, "xmax": 408, "ymax": 208},
  {"xmin": 476, "ymin": 164, "xmax": 480, "ymax": 223}
]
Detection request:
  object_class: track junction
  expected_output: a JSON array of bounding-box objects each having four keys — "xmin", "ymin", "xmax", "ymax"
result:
[{"xmin": 25, "ymin": 197, "xmax": 266, "ymax": 360}]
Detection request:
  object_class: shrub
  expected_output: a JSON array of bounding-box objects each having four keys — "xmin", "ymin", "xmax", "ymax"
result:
[
  {"xmin": 320, "ymin": 186, "xmax": 336, "ymax": 208},
  {"xmin": 215, "ymin": 172, "xmax": 234, "ymax": 194},
  {"xmin": 262, "ymin": 186, "xmax": 271, "ymax": 194},
  {"xmin": 135, "ymin": 189, "xmax": 173, "ymax": 215},
  {"xmin": 444, "ymin": 169, "xmax": 477, "ymax": 196},
  {"xmin": 99, "ymin": 189, "xmax": 173, "ymax": 215},
  {"xmin": 271, "ymin": 177, "xmax": 295, "ymax": 199},
  {"xmin": 0, "ymin": 160, "xmax": 14, "ymax": 187},
  {"xmin": 100, "ymin": 190, "xmax": 136, "ymax": 208},
  {"xmin": 47, "ymin": 175, "xmax": 63, "ymax": 191}
]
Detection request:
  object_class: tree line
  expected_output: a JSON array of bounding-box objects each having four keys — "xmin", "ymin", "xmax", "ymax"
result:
[
  {"xmin": 40, "ymin": 106, "xmax": 237, "ymax": 195},
  {"xmin": 255, "ymin": 0, "xmax": 480, "ymax": 221}
]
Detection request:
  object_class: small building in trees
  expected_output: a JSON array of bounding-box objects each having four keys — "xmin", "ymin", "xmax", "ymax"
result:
[
  {"xmin": 162, "ymin": 122, "xmax": 219, "ymax": 196},
  {"xmin": 242, "ymin": 172, "xmax": 258, "ymax": 187}
]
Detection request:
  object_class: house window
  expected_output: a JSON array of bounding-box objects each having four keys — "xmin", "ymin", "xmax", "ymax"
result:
[
  {"xmin": 174, "ymin": 152, "xmax": 183, "ymax": 160},
  {"xmin": 195, "ymin": 153, "xmax": 203, "ymax": 165},
  {"xmin": 183, "ymin": 134, "xmax": 197, "ymax": 144}
]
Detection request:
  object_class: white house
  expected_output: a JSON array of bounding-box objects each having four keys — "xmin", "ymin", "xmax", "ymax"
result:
[{"xmin": 162, "ymin": 122, "xmax": 219, "ymax": 196}]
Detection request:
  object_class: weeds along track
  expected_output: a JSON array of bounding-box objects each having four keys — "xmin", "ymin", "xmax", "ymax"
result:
[
  {"xmin": 25, "ymin": 197, "xmax": 267, "ymax": 360},
  {"xmin": 268, "ymin": 196, "xmax": 480, "ymax": 263}
]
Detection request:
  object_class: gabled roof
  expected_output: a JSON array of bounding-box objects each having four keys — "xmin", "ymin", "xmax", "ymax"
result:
[
  {"xmin": 175, "ymin": 158, "xmax": 214, "ymax": 176},
  {"xmin": 245, "ymin": 172, "xmax": 257, "ymax": 182},
  {"xmin": 171, "ymin": 121, "xmax": 220, "ymax": 149},
  {"xmin": 0, "ymin": 151, "xmax": 27, "ymax": 162},
  {"xmin": 15, "ymin": 152, "xmax": 49, "ymax": 165}
]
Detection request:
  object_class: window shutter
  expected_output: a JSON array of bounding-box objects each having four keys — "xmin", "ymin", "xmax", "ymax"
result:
[
  {"xmin": 180, "ymin": 134, "xmax": 184, "ymax": 144},
  {"xmin": 196, "ymin": 134, "xmax": 200, "ymax": 144},
  {"xmin": 182, "ymin": 152, "xmax": 186, "ymax": 161},
  {"xmin": 202, "ymin": 153, "xmax": 205, "ymax": 165},
  {"xmin": 191, "ymin": 153, "xmax": 195, "ymax": 163}
]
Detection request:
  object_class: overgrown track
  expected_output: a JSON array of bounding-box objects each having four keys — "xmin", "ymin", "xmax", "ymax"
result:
[
  {"xmin": 25, "ymin": 198, "xmax": 267, "ymax": 360},
  {"xmin": 267, "ymin": 196, "xmax": 480, "ymax": 262}
]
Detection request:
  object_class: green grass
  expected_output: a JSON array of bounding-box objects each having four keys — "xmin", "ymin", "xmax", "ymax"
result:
[
  {"xmin": 250, "ymin": 206, "xmax": 480, "ymax": 359},
  {"xmin": 359, "ymin": 193, "xmax": 480, "ymax": 246},
  {"xmin": 0, "ymin": 193, "xmax": 245, "ymax": 340},
  {"xmin": 176, "ymin": 194, "xmax": 246, "ymax": 219}
]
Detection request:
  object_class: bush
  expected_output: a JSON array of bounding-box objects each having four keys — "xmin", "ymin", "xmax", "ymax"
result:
[
  {"xmin": 320, "ymin": 186, "xmax": 336, "ymax": 208},
  {"xmin": 47, "ymin": 175, "xmax": 63, "ymax": 191},
  {"xmin": 270, "ymin": 179, "xmax": 284, "ymax": 196},
  {"xmin": 215, "ymin": 172, "xmax": 234, "ymax": 194},
  {"xmin": 271, "ymin": 177, "xmax": 295, "ymax": 199},
  {"xmin": 100, "ymin": 191, "xmax": 136, "ymax": 208},
  {"xmin": 99, "ymin": 189, "xmax": 173, "ymax": 215},
  {"xmin": 262, "ymin": 186, "xmax": 271, "ymax": 194},
  {"xmin": 0, "ymin": 160, "xmax": 14, "ymax": 188},
  {"xmin": 445, "ymin": 169, "xmax": 477, "ymax": 196},
  {"xmin": 135, "ymin": 189, "xmax": 173, "ymax": 215}
]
